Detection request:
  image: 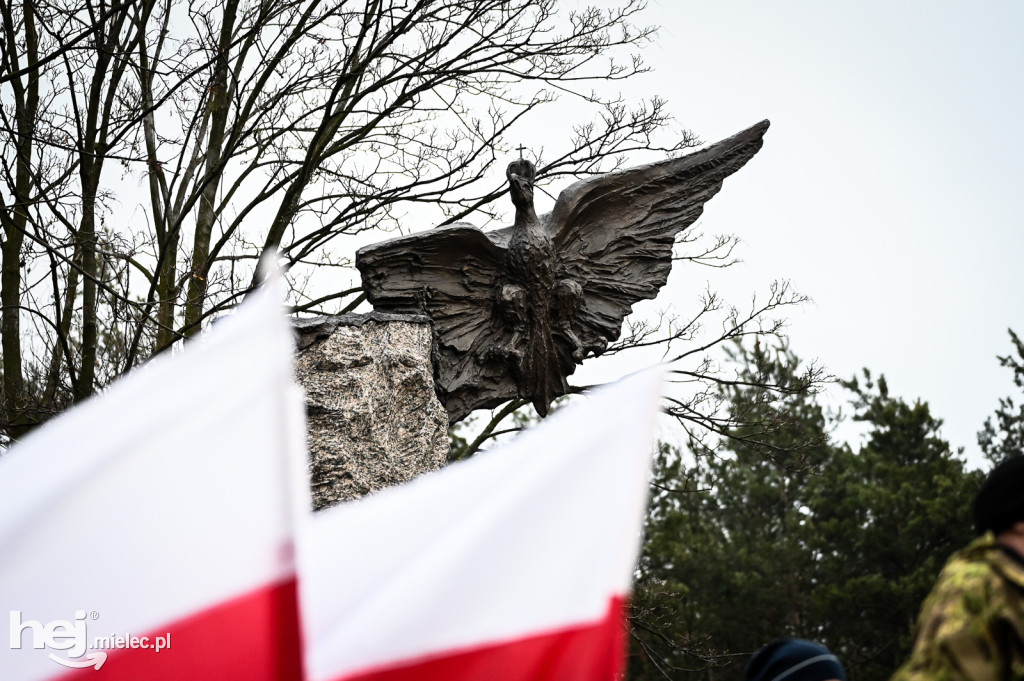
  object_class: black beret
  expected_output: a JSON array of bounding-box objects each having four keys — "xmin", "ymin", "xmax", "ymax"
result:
[{"xmin": 972, "ymin": 455, "xmax": 1024, "ymax": 535}]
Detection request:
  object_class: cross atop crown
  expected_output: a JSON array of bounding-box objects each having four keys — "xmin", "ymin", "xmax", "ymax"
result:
[{"xmin": 517, "ymin": 144, "xmax": 527, "ymax": 160}]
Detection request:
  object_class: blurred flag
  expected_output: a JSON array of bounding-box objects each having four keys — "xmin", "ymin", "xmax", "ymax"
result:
[
  {"xmin": 298, "ymin": 366, "xmax": 664, "ymax": 681},
  {"xmin": 0, "ymin": 269, "xmax": 664, "ymax": 681},
  {"xmin": 0, "ymin": 279, "xmax": 308, "ymax": 681}
]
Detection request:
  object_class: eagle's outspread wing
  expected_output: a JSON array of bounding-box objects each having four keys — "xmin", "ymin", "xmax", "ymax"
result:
[
  {"xmin": 549, "ymin": 120, "xmax": 770, "ymax": 355},
  {"xmin": 356, "ymin": 223, "xmax": 519, "ymax": 421},
  {"xmin": 356, "ymin": 121, "xmax": 769, "ymax": 422}
]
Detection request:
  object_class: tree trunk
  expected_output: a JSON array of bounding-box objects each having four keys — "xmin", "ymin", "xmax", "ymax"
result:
[
  {"xmin": 1, "ymin": 0, "xmax": 39, "ymax": 437},
  {"xmin": 183, "ymin": 0, "xmax": 238, "ymax": 337}
]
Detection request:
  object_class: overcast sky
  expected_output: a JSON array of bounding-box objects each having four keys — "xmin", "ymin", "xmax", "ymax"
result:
[{"xmin": 542, "ymin": 1, "xmax": 1024, "ymax": 467}]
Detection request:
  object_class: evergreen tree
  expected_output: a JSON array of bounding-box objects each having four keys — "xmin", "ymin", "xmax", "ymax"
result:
[
  {"xmin": 808, "ymin": 372, "xmax": 980, "ymax": 681},
  {"xmin": 630, "ymin": 341, "xmax": 832, "ymax": 680},
  {"xmin": 629, "ymin": 345, "xmax": 981, "ymax": 681},
  {"xmin": 978, "ymin": 329, "xmax": 1024, "ymax": 464}
]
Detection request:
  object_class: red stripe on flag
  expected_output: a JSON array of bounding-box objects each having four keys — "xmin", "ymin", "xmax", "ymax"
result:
[
  {"xmin": 332, "ymin": 596, "xmax": 626, "ymax": 681},
  {"xmin": 58, "ymin": 577, "xmax": 302, "ymax": 681}
]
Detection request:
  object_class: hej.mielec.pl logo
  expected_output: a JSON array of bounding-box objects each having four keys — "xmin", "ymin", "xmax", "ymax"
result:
[{"xmin": 10, "ymin": 610, "xmax": 171, "ymax": 670}]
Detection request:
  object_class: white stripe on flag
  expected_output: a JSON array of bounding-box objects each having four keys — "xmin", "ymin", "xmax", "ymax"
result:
[
  {"xmin": 298, "ymin": 366, "xmax": 664, "ymax": 681},
  {"xmin": 0, "ymin": 279, "xmax": 308, "ymax": 681}
]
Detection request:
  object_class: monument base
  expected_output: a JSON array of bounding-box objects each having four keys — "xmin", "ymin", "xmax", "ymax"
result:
[{"xmin": 295, "ymin": 313, "xmax": 449, "ymax": 510}]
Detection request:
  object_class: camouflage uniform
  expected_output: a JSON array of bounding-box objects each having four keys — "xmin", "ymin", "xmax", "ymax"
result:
[{"xmin": 892, "ymin": 533, "xmax": 1024, "ymax": 681}]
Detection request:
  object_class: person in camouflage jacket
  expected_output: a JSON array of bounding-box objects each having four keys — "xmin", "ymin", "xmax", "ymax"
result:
[
  {"xmin": 891, "ymin": 533, "xmax": 1024, "ymax": 680},
  {"xmin": 892, "ymin": 456, "xmax": 1024, "ymax": 681}
]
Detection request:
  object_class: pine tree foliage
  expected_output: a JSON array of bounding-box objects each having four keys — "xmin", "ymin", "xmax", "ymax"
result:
[
  {"xmin": 629, "ymin": 343, "xmax": 982, "ymax": 681},
  {"xmin": 978, "ymin": 328, "xmax": 1024, "ymax": 464},
  {"xmin": 812, "ymin": 372, "xmax": 981, "ymax": 681}
]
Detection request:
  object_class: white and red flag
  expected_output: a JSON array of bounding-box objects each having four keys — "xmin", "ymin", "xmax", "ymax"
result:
[
  {"xmin": 0, "ymin": 277, "xmax": 309, "ymax": 681},
  {"xmin": 1, "ymin": 265, "xmax": 664, "ymax": 681},
  {"xmin": 297, "ymin": 366, "xmax": 664, "ymax": 681}
]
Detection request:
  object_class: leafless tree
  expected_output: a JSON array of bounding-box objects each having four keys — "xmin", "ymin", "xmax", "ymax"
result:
[{"xmin": 1, "ymin": 0, "xmax": 687, "ymax": 441}]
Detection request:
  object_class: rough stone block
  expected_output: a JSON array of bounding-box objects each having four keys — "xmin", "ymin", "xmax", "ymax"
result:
[{"xmin": 295, "ymin": 313, "xmax": 449, "ymax": 510}]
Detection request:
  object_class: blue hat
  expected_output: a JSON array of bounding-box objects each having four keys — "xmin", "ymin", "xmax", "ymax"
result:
[{"xmin": 744, "ymin": 638, "xmax": 846, "ymax": 681}]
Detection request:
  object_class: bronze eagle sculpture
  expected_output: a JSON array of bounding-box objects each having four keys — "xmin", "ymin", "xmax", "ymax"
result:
[{"xmin": 356, "ymin": 120, "xmax": 769, "ymax": 422}]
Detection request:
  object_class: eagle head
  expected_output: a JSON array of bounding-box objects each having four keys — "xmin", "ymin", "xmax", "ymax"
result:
[{"xmin": 506, "ymin": 159, "xmax": 536, "ymax": 209}]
